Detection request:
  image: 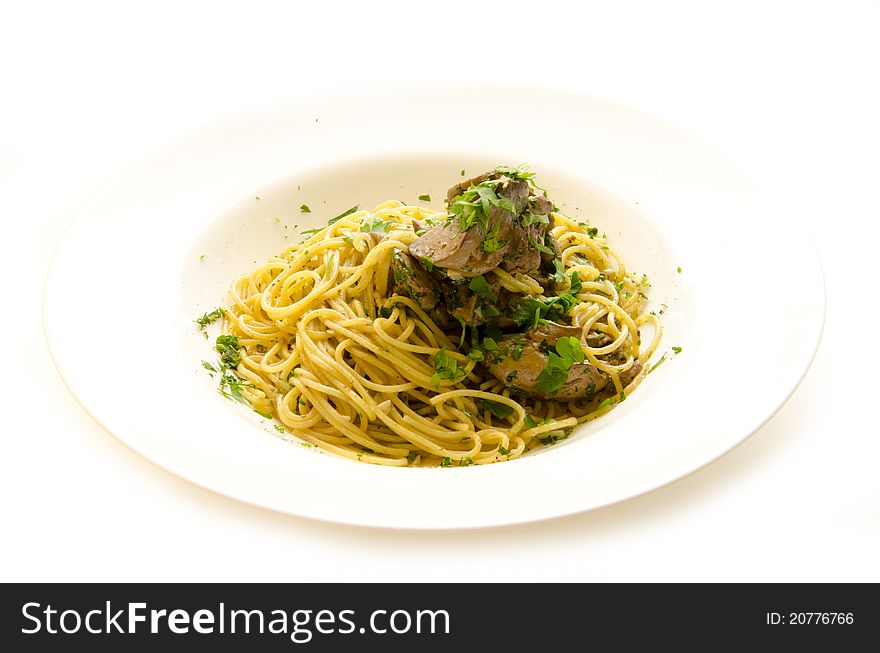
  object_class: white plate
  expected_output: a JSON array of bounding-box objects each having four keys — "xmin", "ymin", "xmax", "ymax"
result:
[{"xmin": 44, "ymin": 85, "xmax": 825, "ymax": 529}]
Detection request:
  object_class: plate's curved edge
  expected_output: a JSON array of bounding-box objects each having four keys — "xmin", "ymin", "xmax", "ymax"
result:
[{"xmin": 41, "ymin": 86, "xmax": 829, "ymax": 530}]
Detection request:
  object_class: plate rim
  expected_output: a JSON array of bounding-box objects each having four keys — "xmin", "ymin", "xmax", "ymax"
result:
[{"xmin": 42, "ymin": 84, "xmax": 827, "ymax": 529}]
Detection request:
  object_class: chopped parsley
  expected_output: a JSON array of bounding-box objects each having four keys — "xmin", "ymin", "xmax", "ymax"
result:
[
  {"xmin": 672, "ymin": 346, "xmax": 682, "ymax": 354},
  {"xmin": 195, "ymin": 307, "xmax": 224, "ymax": 330},
  {"xmin": 418, "ymin": 194, "xmax": 431, "ymax": 202},
  {"xmin": 476, "ymin": 398, "xmax": 514, "ymax": 420},
  {"xmin": 359, "ymin": 215, "xmax": 394, "ymax": 233},
  {"xmin": 586, "ymin": 226, "xmax": 598, "ymax": 238},
  {"xmin": 520, "ymin": 211, "xmax": 550, "ymax": 227},
  {"xmin": 509, "ymin": 272, "xmax": 582, "ymax": 328},
  {"xmin": 527, "ymin": 234, "xmax": 555, "ymax": 255},
  {"xmin": 274, "ymin": 424, "xmax": 285, "ymax": 433},
  {"xmin": 498, "ymin": 445, "xmax": 510, "ymax": 455},
  {"xmin": 494, "ymin": 165, "xmax": 536, "ymax": 180},
  {"xmin": 468, "ymin": 275, "xmax": 497, "ymax": 302},
  {"xmin": 481, "ymin": 221, "xmax": 507, "ymax": 252},
  {"xmin": 300, "ymin": 204, "xmax": 311, "ymax": 213},
  {"xmin": 551, "ymin": 259, "xmax": 566, "ymax": 283},
  {"xmin": 648, "ymin": 354, "xmax": 668, "ymax": 373},
  {"xmin": 215, "ymin": 334, "xmax": 242, "ymax": 369},
  {"xmin": 328, "ymin": 205, "xmax": 359, "ymax": 225},
  {"xmin": 440, "ymin": 457, "xmax": 453, "ymax": 467},
  {"xmin": 536, "ymin": 336, "xmax": 585, "ymax": 395},
  {"xmin": 597, "ymin": 391, "xmax": 627, "ymax": 410},
  {"xmin": 420, "ymin": 256, "xmax": 435, "ymax": 272},
  {"xmin": 449, "ymin": 181, "xmax": 515, "ymax": 233},
  {"xmin": 430, "ymin": 347, "xmax": 465, "ymax": 388},
  {"xmin": 677, "ymin": 266, "xmax": 682, "ymax": 273}
]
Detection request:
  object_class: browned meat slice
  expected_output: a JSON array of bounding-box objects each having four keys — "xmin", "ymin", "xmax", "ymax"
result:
[
  {"xmin": 485, "ymin": 322, "xmax": 608, "ymax": 400},
  {"xmin": 408, "ymin": 222, "xmax": 504, "ymax": 278},
  {"xmin": 494, "ymin": 177, "xmax": 530, "ymax": 215},
  {"xmin": 500, "ymin": 191, "xmax": 555, "ymax": 273},
  {"xmin": 619, "ymin": 361, "xmax": 642, "ymax": 387},
  {"xmin": 531, "ymin": 321, "xmax": 583, "ymax": 343},
  {"xmin": 447, "ymin": 173, "xmax": 490, "ymax": 204},
  {"xmin": 390, "ymin": 250, "xmax": 439, "ymax": 310},
  {"xmin": 499, "ymin": 221, "xmax": 543, "ymax": 273},
  {"xmin": 411, "ymin": 172, "xmax": 550, "ymax": 278},
  {"xmin": 531, "ymin": 195, "xmax": 553, "ymax": 214}
]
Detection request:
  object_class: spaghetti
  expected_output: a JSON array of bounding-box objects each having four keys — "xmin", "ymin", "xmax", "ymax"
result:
[{"xmin": 214, "ymin": 190, "xmax": 661, "ymax": 467}]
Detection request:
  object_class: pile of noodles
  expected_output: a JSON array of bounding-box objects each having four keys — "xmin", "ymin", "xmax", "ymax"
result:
[{"xmin": 219, "ymin": 201, "xmax": 661, "ymax": 466}]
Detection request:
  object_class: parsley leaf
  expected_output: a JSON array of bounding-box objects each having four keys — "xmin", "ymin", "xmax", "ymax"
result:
[
  {"xmin": 418, "ymin": 194, "xmax": 431, "ymax": 202},
  {"xmin": 300, "ymin": 204, "xmax": 311, "ymax": 213},
  {"xmin": 419, "ymin": 256, "xmax": 435, "ymax": 272},
  {"xmin": 468, "ymin": 275, "xmax": 497, "ymax": 302},
  {"xmin": 215, "ymin": 335, "xmax": 242, "ymax": 369},
  {"xmin": 328, "ymin": 205, "xmax": 359, "ymax": 225},
  {"xmin": 528, "ymin": 234, "xmax": 555, "ymax": 255},
  {"xmin": 551, "ymin": 259, "xmax": 566, "ymax": 283},
  {"xmin": 440, "ymin": 457, "xmax": 453, "ymax": 467},
  {"xmin": 508, "ymin": 272, "xmax": 581, "ymax": 328},
  {"xmin": 672, "ymin": 346, "xmax": 682, "ymax": 354},
  {"xmin": 586, "ymin": 226, "xmax": 598, "ymax": 238},
  {"xmin": 476, "ymin": 398, "xmax": 514, "ymax": 419},
  {"xmin": 494, "ymin": 165, "xmax": 536, "ymax": 180},
  {"xmin": 481, "ymin": 221, "xmax": 507, "ymax": 253},
  {"xmin": 195, "ymin": 307, "xmax": 224, "ymax": 330},
  {"xmin": 555, "ymin": 336, "xmax": 585, "ymax": 364},
  {"xmin": 536, "ymin": 337, "xmax": 584, "ymax": 395},
  {"xmin": 359, "ymin": 215, "xmax": 394, "ymax": 233},
  {"xmin": 520, "ymin": 211, "xmax": 550, "ymax": 227},
  {"xmin": 430, "ymin": 347, "xmax": 465, "ymax": 388}
]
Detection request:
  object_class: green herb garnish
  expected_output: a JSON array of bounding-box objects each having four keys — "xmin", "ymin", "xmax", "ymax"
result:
[
  {"xmin": 328, "ymin": 205, "xmax": 358, "ymax": 225},
  {"xmin": 476, "ymin": 398, "xmax": 514, "ymax": 419},
  {"xmin": 195, "ymin": 307, "xmax": 224, "ymax": 330},
  {"xmin": 418, "ymin": 194, "xmax": 431, "ymax": 202},
  {"xmin": 430, "ymin": 347, "xmax": 465, "ymax": 388},
  {"xmin": 481, "ymin": 221, "xmax": 507, "ymax": 252},
  {"xmin": 536, "ymin": 337, "xmax": 585, "ymax": 395},
  {"xmin": 215, "ymin": 334, "xmax": 242, "ymax": 369},
  {"xmin": 468, "ymin": 275, "xmax": 497, "ymax": 302}
]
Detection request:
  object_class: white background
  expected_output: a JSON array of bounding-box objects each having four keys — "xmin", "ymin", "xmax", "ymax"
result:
[{"xmin": 1, "ymin": 0, "xmax": 878, "ymax": 581}]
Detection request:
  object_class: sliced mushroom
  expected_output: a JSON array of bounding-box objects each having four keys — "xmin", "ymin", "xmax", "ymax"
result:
[
  {"xmin": 484, "ymin": 322, "xmax": 608, "ymax": 400},
  {"xmin": 407, "ymin": 222, "xmax": 504, "ymax": 278},
  {"xmin": 389, "ymin": 250, "xmax": 439, "ymax": 311}
]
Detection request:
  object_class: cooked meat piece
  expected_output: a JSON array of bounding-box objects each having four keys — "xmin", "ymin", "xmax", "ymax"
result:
[
  {"xmin": 619, "ymin": 361, "xmax": 642, "ymax": 387},
  {"xmin": 485, "ymin": 322, "xmax": 608, "ymax": 400},
  {"xmin": 411, "ymin": 172, "xmax": 550, "ymax": 278},
  {"xmin": 499, "ymin": 221, "xmax": 543, "ymax": 273},
  {"xmin": 390, "ymin": 250, "xmax": 439, "ymax": 310},
  {"xmin": 531, "ymin": 321, "xmax": 583, "ymax": 343},
  {"xmin": 531, "ymin": 195, "xmax": 553, "ymax": 215},
  {"xmin": 493, "ymin": 176, "xmax": 531, "ymax": 215},
  {"xmin": 447, "ymin": 173, "xmax": 490, "ymax": 204},
  {"xmin": 541, "ymin": 231, "xmax": 561, "ymax": 266},
  {"xmin": 408, "ymin": 222, "xmax": 504, "ymax": 278}
]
